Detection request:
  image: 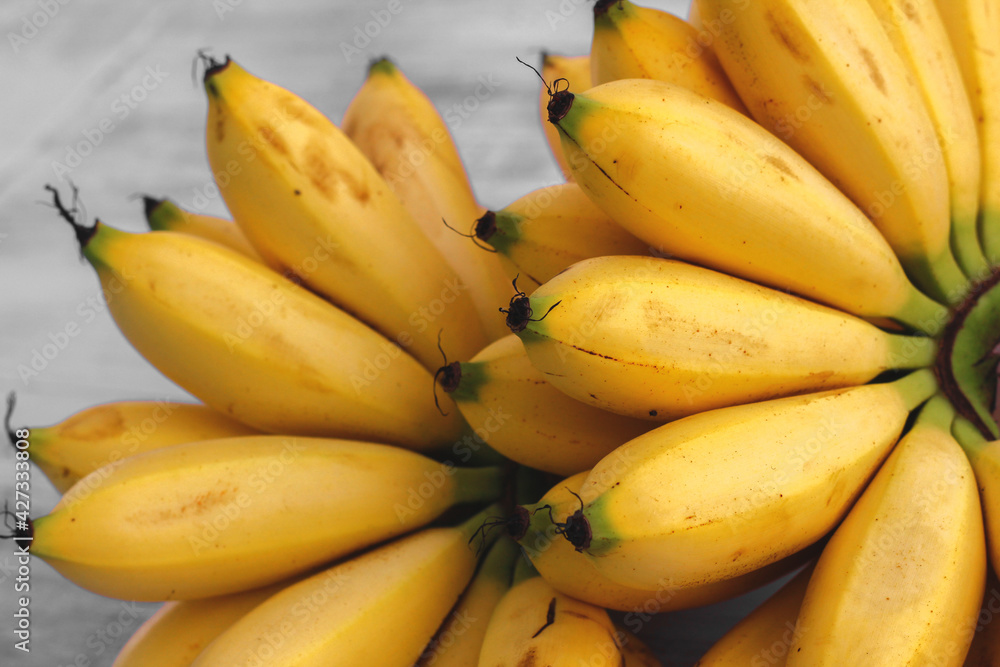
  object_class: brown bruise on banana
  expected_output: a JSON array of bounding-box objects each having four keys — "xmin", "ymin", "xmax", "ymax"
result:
[
  {"xmin": 766, "ymin": 9, "xmax": 809, "ymax": 63},
  {"xmin": 857, "ymin": 46, "xmax": 887, "ymax": 95},
  {"xmin": 124, "ymin": 484, "xmax": 241, "ymax": 526}
]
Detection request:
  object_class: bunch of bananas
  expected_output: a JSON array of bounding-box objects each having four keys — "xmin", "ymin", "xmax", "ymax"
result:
[{"xmin": 11, "ymin": 0, "xmax": 1000, "ymax": 664}]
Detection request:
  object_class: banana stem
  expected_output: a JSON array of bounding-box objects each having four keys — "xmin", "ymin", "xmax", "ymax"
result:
[
  {"xmin": 891, "ymin": 369, "xmax": 939, "ymax": 411},
  {"xmin": 953, "ymin": 415, "xmax": 988, "ymax": 455},
  {"xmin": 913, "ymin": 393, "xmax": 956, "ymax": 431}
]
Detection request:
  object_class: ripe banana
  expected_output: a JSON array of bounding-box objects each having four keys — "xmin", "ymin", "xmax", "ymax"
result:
[
  {"xmin": 521, "ymin": 370, "xmax": 937, "ymax": 591},
  {"xmin": 142, "ymin": 196, "xmax": 263, "ymax": 262},
  {"xmin": 546, "ymin": 77, "xmax": 948, "ymax": 332},
  {"xmin": 539, "ymin": 52, "xmax": 591, "ymax": 180},
  {"xmin": 438, "ymin": 334, "xmax": 652, "ymax": 475},
  {"xmin": 788, "ymin": 396, "xmax": 985, "ymax": 665},
  {"xmin": 516, "ymin": 471, "xmax": 821, "ymax": 612},
  {"xmin": 507, "ymin": 255, "xmax": 937, "ymax": 421},
  {"xmin": 12, "ymin": 398, "xmax": 256, "ymax": 493},
  {"xmin": 696, "ymin": 0, "xmax": 968, "ymax": 304},
  {"xmin": 64, "ymin": 219, "xmax": 463, "ymax": 449},
  {"xmin": 476, "ymin": 574, "xmax": 625, "ymax": 666},
  {"xmin": 474, "ymin": 181, "xmax": 649, "ymax": 289},
  {"xmin": 616, "ymin": 624, "xmax": 663, "ymax": 667},
  {"xmin": 29, "ymin": 435, "xmax": 502, "ymax": 600},
  {"xmin": 934, "ymin": 0, "xmax": 1000, "ymax": 266},
  {"xmin": 203, "ymin": 57, "xmax": 488, "ymax": 368},
  {"xmin": 694, "ymin": 565, "xmax": 814, "ymax": 667},
  {"xmin": 590, "ymin": 0, "xmax": 747, "ymax": 113},
  {"xmin": 416, "ymin": 537, "xmax": 519, "ymax": 667},
  {"xmin": 953, "ymin": 416, "xmax": 1000, "ymax": 579},
  {"xmin": 864, "ymin": 0, "xmax": 988, "ymax": 279},
  {"xmin": 113, "ymin": 578, "xmax": 297, "ymax": 667},
  {"xmin": 341, "ymin": 58, "xmax": 511, "ymax": 341},
  {"xmin": 191, "ymin": 504, "xmax": 500, "ymax": 666}
]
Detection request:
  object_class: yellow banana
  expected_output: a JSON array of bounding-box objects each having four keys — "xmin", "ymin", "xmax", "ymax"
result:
[
  {"xmin": 546, "ymin": 77, "xmax": 948, "ymax": 332},
  {"xmin": 953, "ymin": 417, "xmax": 1000, "ymax": 580},
  {"xmin": 962, "ymin": 570, "xmax": 1000, "ymax": 667},
  {"xmin": 341, "ymin": 58, "xmax": 511, "ymax": 341},
  {"xmin": 476, "ymin": 574, "xmax": 625, "ymax": 666},
  {"xmin": 142, "ymin": 196, "xmax": 263, "ymax": 262},
  {"xmin": 474, "ymin": 181, "xmax": 649, "ymax": 289},
  {"xmin": 416, "ymin": 537, "xmax": 519, "ymax": 667},
  {"xmin": 540, "ymin": 52, "xmax": 591, "ymax": 181},
  {"xmin": 516, "ymin": 471, "xmax": 821, "ymax": 612},
  {"xmin": 521, "ymin": 370, "xmax": 937, "ymax": 591},
  {"xmin": 113, "ymin": 579, "xmax": 297, "ymax": 667},
  {"xmin": 60, "ymin": 216, "xmax": 463, "ymax": 449},
  {"xmin": 697, "ymin": 0, "xmax": 969, "ymax": 304},
  {"xmin": 10, "ymin": 398, "xmax": 256, "ymax": 494},
  {"xmin": 191, "ymin": 505, "xmax": 500, "ymax": 666},
  {"xmin": 590, "ymin": 0, "xmax": 747, "ymax": 113},
  {"xmin": 694, "ymin": 565, "xmax": 813, "ymax": 667},
  {"xmin": 438, "ymin": 334, "xmax": 652, "ymax": 475},
  {"xmin": 203, "ymin": 57, "xmax": 488, "ymax": 368},
  {"xmin": 507, "ymin": 255, "xmax": 937, "ymax": 421},
  {"xmin": 616, "ymin": 624, "xmax": 663, "ymax": 667},
  {"xmin": 29, "ymin": 435, "xmax": 502, "ymax": 601},
  {"xmin": 934, "ymin": 0, "xmax": 1000, "ymax": 265},
  {"xmin": 864, "ymin": 0, "xmax": 988, "ymax": 279},
  {"xmin": 788, "ymin": 396, "xmax": 985, "ymax": 665}
]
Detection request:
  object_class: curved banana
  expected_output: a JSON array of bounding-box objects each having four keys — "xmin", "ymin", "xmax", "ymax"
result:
[
  {"xmin": 864, "ymin": 0, "xmax": 988, "ymax": 279},
  {"xmin": 438, "ymin": 334, "xmax": 652, "ymax": 475},
  {"xmin": 540, "ymin": 52, "xmax": 591, "ymax": 181},
  {"xmin": 191, "ymin": 505, "xmax": 500, "ymax": 666},
  {"xmin": 517, "ymin": 471, "xmax": 820, "ymax": 612},
  {"xmin": 476, "ymin": 574, "xmax": 624, "ymax": 666},
  {"xmin": 204, "ymin": 57, "xmax": 487, "ymax": 368},
  {"xmin": 113, "ymin": 579, "xmax": 295, "ymax": 667},
  {"xmin": 63, "ymin": 219, "xmax": 463, "ymax": 449},
  {"xmin": 342, "ymin": 58, "xmax": 511, "ymax": 341},
  {"xmin": 697, "ymin": 0, "xmax": 969, "ymax": 304},
  {"xmin": 953, "ymin": 417, "xmax": 1000, "ymax": 580},
  {"xmin": 508, "ymin": 255, "xmax": 938, "ymax": 421},
  {"xmin": 416, "ymin": 537, "xmax": 519, "ymax": 667},
  {"xmin": 616, "ymin": 624, "xmax": 663, "ymax": 667},
  {"xmin": 546, "ymin": 78, "xmax": 948, "ymax": 332},
  {"xmin": 590, "ymin": 0, "xmax": 747, "ymax": 113},
  {"xmin": 475, "ymin": 182, "xmax": 649, "ymax": 288},
  {"xmin": 142, "ymin": 196, "xmax": 263, "ymax": 262},
  {"xmin": 13, "ymin": 399, "xmax": 256, "ymax": 493},
  {"xmin": 521, "ymin": 370, "xmax": 937, "ymax": 591},
  {"xmin": 694, "ymin": 565, "xmax": 813, "ymax": 667},
  {"xmin": 29, "ymin": 435, "xmax": 502, "ymax": 600},
  {"xmin": 934, "ymin": 0, "xmax": 1000, "ymax": 265},
  {"xmin": 788, "ymin": 396, "xmax": 985, "ymax": 665}
]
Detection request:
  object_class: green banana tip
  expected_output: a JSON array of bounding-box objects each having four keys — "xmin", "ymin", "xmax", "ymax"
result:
[
  {"xmin": 515, "ymin": 56, "xmax": 574, "ymax": 124},
  {"xmin": 500, "ymin": 279, "xmax": 561, "ymax": 334},
  {"xmin": 45, "ymin": 183, "xmax": 97, "ymax": 251},
  {"xmin": 140, "ymin": 195, "xmax": 165, "ymax": 223},
  {"xmin": 197, "ymin": 49, "xmax": 230, "ymax": 85},
  {"xmin": 367, "ymin": 56, "xmax": 396, "ymax": 75},
  {"xmin": 593, "ymin": 0, "xmax": 623, "ymax": 19}
]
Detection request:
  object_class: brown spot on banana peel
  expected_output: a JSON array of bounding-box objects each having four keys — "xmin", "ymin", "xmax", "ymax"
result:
[
  {"xmin": 767, "ymin": 10, "xmax": 809, "ymax": 62},
  {"xmin": 858, "ymin": 47, "xmax": 887, "ymax": 94},
  {"xmin": 518, "ymin": 648, "xmax": 537, "ymax": 667},
  {"xmin": 531, "ymin": 598, "xmax": 558, "ymax": 638}
]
